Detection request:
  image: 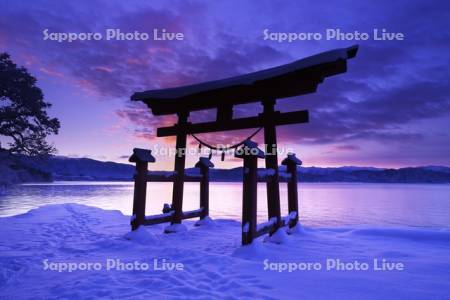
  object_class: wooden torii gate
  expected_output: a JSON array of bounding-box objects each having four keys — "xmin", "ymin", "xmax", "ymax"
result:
[{"xmin": 129, "ymin": 45, "xmax": 358, "ymax": 245}]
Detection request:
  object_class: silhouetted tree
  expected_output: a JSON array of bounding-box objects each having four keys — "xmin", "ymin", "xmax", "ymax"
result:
[{"xmin": 0, "ymin": 53, "xmax": 60, "ymax": 156}]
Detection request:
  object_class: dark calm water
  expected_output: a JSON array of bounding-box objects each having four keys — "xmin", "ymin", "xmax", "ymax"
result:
[{"xmin": 1, "ymin": 182, "xmax": 449, "ymax": 228}]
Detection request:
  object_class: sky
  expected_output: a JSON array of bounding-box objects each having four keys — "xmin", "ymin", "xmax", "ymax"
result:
[{"xmin": 0, "ymin": 0, "xmax": 449, "ymax": 169}]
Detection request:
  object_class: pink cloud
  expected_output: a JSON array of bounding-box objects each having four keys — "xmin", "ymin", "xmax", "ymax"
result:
[{"xmin": 39, "ymin": 67, "xmax": 64, "ymax": 78}]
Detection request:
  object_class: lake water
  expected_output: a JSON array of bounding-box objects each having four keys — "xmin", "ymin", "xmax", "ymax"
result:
[{"xmin": 1, "ymin": 182, "xmax": 449, "ymax": 228}]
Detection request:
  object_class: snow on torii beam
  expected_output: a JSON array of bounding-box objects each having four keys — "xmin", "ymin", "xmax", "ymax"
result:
[{"xmin": 131, "ymin": 45, "xmax": 358, "ymax": 120}]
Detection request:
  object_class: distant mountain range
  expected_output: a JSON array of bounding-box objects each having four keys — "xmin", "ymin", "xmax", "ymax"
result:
[
  {"xmin": 1, "ymin": 149, "xmax": 450, "ymax": 186},
  {"xmin": 208, "ymin": 166, "xmax": 450, "ymax": 183}
]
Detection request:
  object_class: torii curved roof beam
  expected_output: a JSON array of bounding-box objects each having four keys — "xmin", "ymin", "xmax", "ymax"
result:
[{"xmin": 132, "ymin": 45, "xmax": 358, "ymax": 116}]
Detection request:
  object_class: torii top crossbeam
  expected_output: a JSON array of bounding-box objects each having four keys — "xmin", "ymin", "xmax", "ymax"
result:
[{"xmin": 131, "ymin": 45, "xmax": 358, "ymax": 117}]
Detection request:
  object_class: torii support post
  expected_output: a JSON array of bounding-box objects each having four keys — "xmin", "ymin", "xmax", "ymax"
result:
[
  {"xmin": 129, "ymin": 148, "xmax": 156, "ymax": 230},
  {"xmin": 282, "ymin": 153, "xmax": 302, "ymax": 228},
  {"xmin": 236, "ymin": 141, "xmax": 265, "ymax": 245},
  {"xmin": 171, "ymin": 111, "xmax": 189, "ymax": 225},
  {"xmin": 195, "ymin": 157, "xmax": 214, "ymax": 220},
  {"xmin": 262, "ymin": 99, "xmax": 282, "ymax": 234}
]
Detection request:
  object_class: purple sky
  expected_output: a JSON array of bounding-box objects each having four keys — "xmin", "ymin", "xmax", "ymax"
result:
[{"xmin": 1, "ymin": 0, "xmax": 449, "ymax": 169}]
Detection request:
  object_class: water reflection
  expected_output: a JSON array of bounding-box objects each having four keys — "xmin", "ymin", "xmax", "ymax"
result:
[{"xmin": 1, "ymin": 182, "xmax": 449, "ymax": 228}]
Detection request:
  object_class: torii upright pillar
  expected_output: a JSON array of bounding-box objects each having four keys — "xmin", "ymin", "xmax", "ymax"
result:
[
  {"xmin": 262, "ymin": 99, "xmax": 282, "ymax": 234},
  {"xmin": 171, "ymin": 111, "xmax": 189, "ymax": 225}
]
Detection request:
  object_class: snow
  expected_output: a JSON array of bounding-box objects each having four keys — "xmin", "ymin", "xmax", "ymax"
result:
[
  {"xmin": 124, "ymin": 226, "xmax": 157, "ymax": 245},
  {"xmin": 232, "ymin": 239, "xmax": 268, "ymax": 260},
  {"xmin": 256, "ymin": 217, "xmax": 278, "ymax": 232},
  {"xmin": 164, "ymin": 223, "xmax": 188, "ymax": 233},
  {"xmin": 1, "ymin": 203, "xmax": 449, "ymax": 299},
  {"xmin": 288, "ymin": 211, "xmax": 297, "ymax": 220},
  {"xmin": 195, "ymin": 216, "xmax": 215, "ymax": 227},
  {"xmin": 286, "ymin": 223, "xmax": 304, "ymax": 235},
  {"xmin": 242, "ymin": 222, "xmax": 250, "ymax": 233},
  {"xmin": 263, "ymin": 227, "xmax": 289, "ymax": 244}
]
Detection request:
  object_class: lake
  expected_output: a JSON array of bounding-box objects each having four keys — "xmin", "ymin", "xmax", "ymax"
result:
[{"xmin": 1, "ymin": 182, "xmax": 449, "ymax": 228}]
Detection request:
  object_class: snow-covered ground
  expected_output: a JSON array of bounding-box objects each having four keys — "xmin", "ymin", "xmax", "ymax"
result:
[{"xmin": 1, "ymin": 204, "xmax": 449, "ymax": 299}]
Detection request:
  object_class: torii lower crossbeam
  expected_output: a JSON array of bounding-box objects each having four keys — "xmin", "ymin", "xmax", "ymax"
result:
[{"xmin": 156, "ymin": 109, "xmax": 308, "ymax": 137}]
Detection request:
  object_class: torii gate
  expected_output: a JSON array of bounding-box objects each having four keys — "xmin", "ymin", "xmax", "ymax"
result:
[{"xmin": 129, "ymin": 45, "xmax": 358, "ymax": 245}]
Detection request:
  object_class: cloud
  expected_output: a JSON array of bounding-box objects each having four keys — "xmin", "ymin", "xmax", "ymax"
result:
[
  {"xmin": 334, "ymin": 145, "xmax": 360, "ymax": 151},
  {"xmin": 1, "ymin": 0, "xmax": 449, "ymax": 166}
]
